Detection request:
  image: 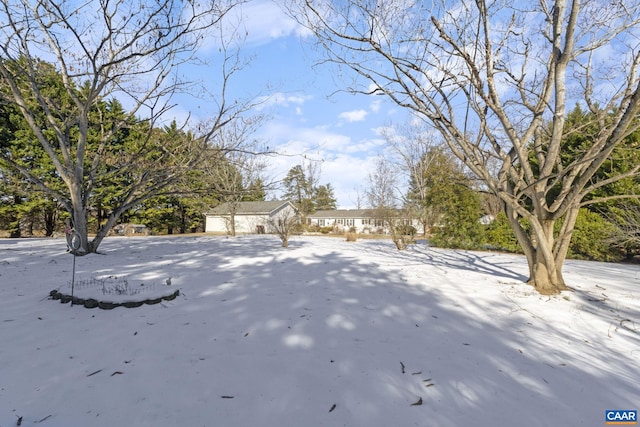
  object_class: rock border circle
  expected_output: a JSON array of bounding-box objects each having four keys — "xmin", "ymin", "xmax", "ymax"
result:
[{"xmin": 49, "ymin": 289, "xmax": 180, "ymax": 309}]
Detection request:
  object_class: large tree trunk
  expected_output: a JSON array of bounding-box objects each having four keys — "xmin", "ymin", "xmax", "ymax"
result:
[
  {"xmin": 228, "ymin": 214, "xmax": 236, "ymax": 236},
  {"xmin": 43, "ymin": 205, "xmax": 57, "ymax": 237},
  {"xmin": 527, "ymin": 250, "xmax": 567, "ymax": 295},
  {"xmin": 68, "ymin": 182, "xmax": 89, "ymax": 255},
  {"xmin": 291, "ymin": 0, "xmax": 640, "ymax": 295},
  {"xmin": 505, "ymin": 204, "xmax": 570, "ymax": 295}
]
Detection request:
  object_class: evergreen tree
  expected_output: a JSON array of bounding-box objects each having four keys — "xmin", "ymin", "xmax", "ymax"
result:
[
  {"xmin": 0, "ymin": 74, "xmax": 67, "ymax": 236},
  {"xmin": 314, "ymin": 184, "xmax": 337, "ymax": 210},
  {"xmin": 283, "ymin": 164, "xmax": 316, "ymax": 218},
  {"xmin": 429, "ymin": 183, "xmax": 484, "ymax": 250},
  {"xmin": 283, "ymin": 163, "xmax": 337, "ymax": 217},
  {"xmin": 405, "ymin": 148, "xmax": 452, "ymax": 235},
  {"xmin": 419, "ymin": 149, "xmax": 485, "ymax": 249},
  {"xmin": 0, "ymin": 0, "xmax": 251, "ymax": 254},
  {"xmin": 243, "ymin": 179, "xmax": 266, "ymax": 201}
]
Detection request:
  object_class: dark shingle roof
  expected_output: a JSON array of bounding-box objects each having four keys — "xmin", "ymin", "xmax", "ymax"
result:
[
  {"xmin": 205, "ymin": 201, "xmax": 292, "ymax": 215},
  {"xmin": 308, "ymin": 209, "xmax": 375, "ymax": 219}
]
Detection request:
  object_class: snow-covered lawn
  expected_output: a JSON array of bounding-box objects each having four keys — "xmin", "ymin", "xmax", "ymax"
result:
[{"xmin": 1, "ymin": 235, "xmax": 638, "ymax": 427}]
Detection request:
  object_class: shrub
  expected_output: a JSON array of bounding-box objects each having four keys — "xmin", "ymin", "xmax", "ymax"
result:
[
  {"xmin": 396, "ymin": 224, "xmax": 417, "ymax": 236},
  {"xmin": 345, "ymin": 231, "xmax": 357, "ymax": 242},
  {"xmin": 568, "ymin": 209, "xmax": 621, "ymax": 262},
  {"xmin": 483, "ymin": 212, "xmax": 522, "ymax": 253},
  {"xmin": 392, "ymin": 235, "xmax": 410, "ymax": 250},
  {"xmin": 430, "ymin": 183, "xmax": 485, "ymax": 250},
  {"xmin": 306, "ymin": 224, "xmax": 321, "ymax": 233},
  {"xmin": 431, "ymin": 214, "xmax": 485, "ymax": 250},
  {"xmin": 483, "ymin": 209, "xmax": 621, "ymax": 261}
]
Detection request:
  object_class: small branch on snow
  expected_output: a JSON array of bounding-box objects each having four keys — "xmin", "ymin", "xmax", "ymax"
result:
[
  {"xmin": 410, "ymin": 397, "xmax": 423, "ymax": 406},
  {"xmin": 608, "ymin": 319, "xmax": 638, "ymax": 337},
  {"xmin": 619, "ymin": 319, "xmax": 637, "ymax": 333}
]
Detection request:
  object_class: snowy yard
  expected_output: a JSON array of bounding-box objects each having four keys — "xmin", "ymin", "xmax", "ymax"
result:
[{"xmin": 1, "ymin": 235, "xmax": 638, "ymax": 427}]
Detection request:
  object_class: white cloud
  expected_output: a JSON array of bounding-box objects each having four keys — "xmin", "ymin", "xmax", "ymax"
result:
[
  {"xmin": 229, "ymin": 0, "xmax": 312, "ymax": 46},
  {"xmin": 339, "ymin": 109, "xmax": 368, "ymax": 122},
  {"xmin": 255, "ymin": 92, "xmax": 313, "ymax": 111},
  {"xmin": 320, "ymin": 154, "xmax": 379, "ymax": 208},
  {"xmin": 258, "ymin": 121, "xmax": 385, "ymax": 208},
  {"xmin": 200, "ymin": 0, "xmax": 311, "ymax": 52}
]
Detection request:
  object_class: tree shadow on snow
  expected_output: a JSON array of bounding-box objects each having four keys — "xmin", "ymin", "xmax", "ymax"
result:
[{"xmin": 3, "ymin": 235, "xmax": 637, "ymax": 427}]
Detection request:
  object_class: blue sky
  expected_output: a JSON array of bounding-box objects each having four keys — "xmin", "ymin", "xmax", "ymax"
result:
[{"xmin": 173, "ymin": 0, "xmax": 410, "ymax": 209}]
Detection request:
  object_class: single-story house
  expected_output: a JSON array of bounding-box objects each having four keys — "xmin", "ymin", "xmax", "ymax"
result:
[
  {"xmin": 204, "ymin": 200, "xmax": 298, "ymax": 234},
  {"xmin": 307, "ymin": 209, "xmax": 419, "ymax": 234}
]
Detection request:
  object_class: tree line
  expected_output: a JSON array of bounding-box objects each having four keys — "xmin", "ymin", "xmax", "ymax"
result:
[
  {"xmin": 281, "ymin": 112, "xmax": 639, "ymax": 264},
  {"xmin": 0, "ymin": 0, "xmax": 267, "ymax": 253},
  {"xmin": 0, "ymin": 58, "xmax": 266, "ymax": 241},
  {"xmin": 290, "ymin": 0, "xmax": 640, "ymax": 294}
]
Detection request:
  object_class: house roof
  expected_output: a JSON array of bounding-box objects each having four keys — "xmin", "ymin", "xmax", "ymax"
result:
[
  {"xmin": 205, "ymin": 200, "xmax": 294, "ymax": 216},
  {"xmin": 309, "ymin": 209, "xmax": 375, "ymax": 219}
]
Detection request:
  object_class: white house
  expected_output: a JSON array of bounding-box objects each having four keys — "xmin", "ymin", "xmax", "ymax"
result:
[
  {"xmin": 307, "ymin": 209, "xmax": 419, "ymax": 234},
  {"xmin": 204, "ymin": 200, "xmax": 298, "ymax": 234}
]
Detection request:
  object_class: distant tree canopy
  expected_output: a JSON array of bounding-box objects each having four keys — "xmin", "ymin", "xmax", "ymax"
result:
[
  {"xmin": 283, "ymin": 163, "xmax": 337, "ymax": 217},
  {"xmin": 0, "ymin": 0, "xmax": 253, "ymax": 253},
  {"xmin": 0, "ymin": 58, "xmax": 263, "ymax": 239}
]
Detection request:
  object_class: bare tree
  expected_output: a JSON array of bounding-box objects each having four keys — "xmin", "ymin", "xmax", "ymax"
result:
[
  {"xmin": 202, "ymin": 115, "xmax": 270, "ymax": 236},
  {"xmin": 380, "ymin": 122, "xmax": 444, "ymax": 235},
  {"xmin": 604, "ymin": 204, "xmax": 640, "ymax": 260},
  {"xmin": 268, "ymin": 205, "xmax": 300, "ymax": 248},
  {"xmin": 480, "ymin": 193, "xmax": 504, "ymax": 220},
  {"xmin": 0, "ymin": 0, "xmax": 252, "ymax": 254},
  {"xmin": 366, "ymin": 156, "xmax": 400, "ymax": 211},
  {"xmin": 366, "ymin": 156, "xmax": 411, "ymax": 249},
  {"xmin": 351, "ymin": 186, "xmax": 366, "ymax": 210},
  {"xmin": 292, "ymin": 0, "xmax": 640, "ymax": 294}
]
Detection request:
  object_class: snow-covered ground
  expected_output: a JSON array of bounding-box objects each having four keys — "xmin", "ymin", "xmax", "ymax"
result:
[{"xmin": 1, "ymin": 234, "xmax": 638, "ymax": 427}]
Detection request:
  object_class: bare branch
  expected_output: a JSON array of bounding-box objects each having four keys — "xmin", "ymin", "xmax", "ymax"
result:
[{"xmin": 288, "ymin": 0, "xmax": 640, "ymax": 293}]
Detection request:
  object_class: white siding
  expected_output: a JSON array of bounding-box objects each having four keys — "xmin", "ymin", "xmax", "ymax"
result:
[
  {"xmin": 205, "ymin": 216, "xmax": 228, "ymax": 233},
  {"xmin": 308, "ymin": 214, "xmax": 421, "ymax": 234},
  {"xmin": 205, "ymin": 214, "xmax": 270, "ymax": 233},
  {"xmin": 204, "ymin": 201, "xmax": 299, "ymax": 234},
  {"xmin": 235, "ymin": 214, "xmax": 269, "ymax": 233}
]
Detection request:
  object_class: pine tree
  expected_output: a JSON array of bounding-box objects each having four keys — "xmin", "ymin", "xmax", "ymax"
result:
[
  {"xmin": 283, "ymin": 164, "xmax": 316, "ymax": 218},
  {"xmin": 314, "ymin": 184, "xmax": 337, "ymax": 210},
  {"xmin": 417, "ymin": 148, "xmax": 484, "ymax": 249},
  {"xmin": 243, "ymin": 179, "xmax": 266, "ymax": 202}
]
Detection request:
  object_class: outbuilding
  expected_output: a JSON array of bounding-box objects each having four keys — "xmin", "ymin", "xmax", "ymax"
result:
[{"xmin": 204, "ymin": 200, "xmax": 298, "ymax": 234}]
